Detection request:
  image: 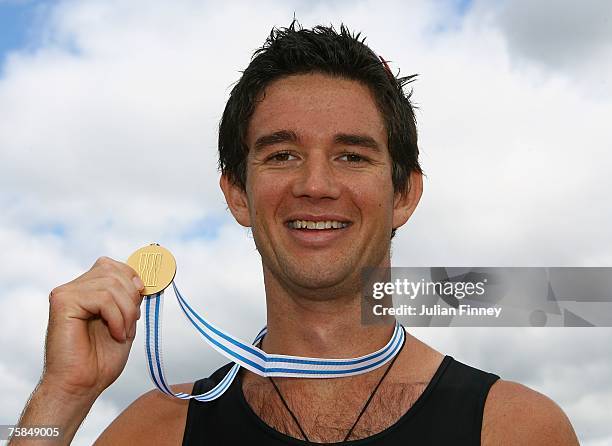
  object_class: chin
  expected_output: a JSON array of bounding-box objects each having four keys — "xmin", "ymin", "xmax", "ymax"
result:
[{"xmin": 281, "ymin": 262, "xmax": 362, "ymax": 296}]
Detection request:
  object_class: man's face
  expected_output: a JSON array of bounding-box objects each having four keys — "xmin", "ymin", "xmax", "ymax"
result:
[{"xmin": 223, "ymin": 72, "xmax": 417, "ymax": 297}]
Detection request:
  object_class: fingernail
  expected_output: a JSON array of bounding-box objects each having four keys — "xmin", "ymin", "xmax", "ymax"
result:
[
  {"xmin": 122, "ymin": 328, "xmax": 127, "ymax": 342},
  {"xmin": 133, "ymin": 276, "xmax": 144, "ymax": 290},
  {"xmin": 129, "ymin": 324, "xmax": 136, "ymax": 339}
]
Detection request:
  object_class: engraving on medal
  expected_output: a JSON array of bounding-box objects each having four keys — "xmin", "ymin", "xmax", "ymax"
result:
[
  {"xmin": 138, "ymin": 252, "xmax": 162, "ymax": 287},
  {"xmin": 127, "ymin": 244, "xmax": 177, "ymax": 295}
]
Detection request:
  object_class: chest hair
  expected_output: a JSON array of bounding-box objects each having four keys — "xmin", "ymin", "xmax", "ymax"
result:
[{"xmin": 242, "ymin": 380, "xmax": 429, "ymax": 443}]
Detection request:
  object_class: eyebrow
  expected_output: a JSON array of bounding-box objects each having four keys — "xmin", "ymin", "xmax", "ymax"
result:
[
  {"xmin": 252, "ymin": 130, "xmax": 382, "ymax": 153},
  {"xmin": 253, "ymin": 130, "xmax": 299, "ymax": 153},
  {"xmin": 334, "ymin": 133, "xmax": 381, "ymax": 152}
]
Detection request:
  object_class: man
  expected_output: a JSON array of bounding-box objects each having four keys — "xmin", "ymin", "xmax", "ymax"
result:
[{"xmin": 13, "ymin": 22, "xmax": 578, "ymax": 445}]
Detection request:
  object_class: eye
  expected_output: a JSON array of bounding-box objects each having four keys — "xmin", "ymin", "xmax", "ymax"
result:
[
  {"xmin": 267, "ymin": 151, "xmax": 297, "ymax": 162},
  {"xmin": 339, "ymin": 152, "xmax": 368, "ymax": 163}
]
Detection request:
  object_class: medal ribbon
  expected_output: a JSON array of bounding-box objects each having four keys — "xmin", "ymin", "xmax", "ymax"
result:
[{"xmin": 143, "ymin": 281, "xmax": 405, "ymax": 401}]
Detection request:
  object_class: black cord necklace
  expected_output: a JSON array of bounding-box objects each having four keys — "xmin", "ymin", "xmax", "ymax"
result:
[{"xmin": 267, "ymin": 333, "xmax": 406, "ymax": 443}]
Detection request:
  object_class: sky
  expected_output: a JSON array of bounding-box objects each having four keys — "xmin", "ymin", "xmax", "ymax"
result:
[{"xmin": 0, "ymin": 0, "xmax": 611, "ymax": 444}]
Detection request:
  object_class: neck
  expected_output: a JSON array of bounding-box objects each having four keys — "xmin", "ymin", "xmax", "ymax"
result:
[{"xmin": 260, "ymin": 265, "xmax": 395, "ymax": 359}]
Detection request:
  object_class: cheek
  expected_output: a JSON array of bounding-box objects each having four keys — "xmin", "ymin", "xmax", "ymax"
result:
[
  {"xmin": 353, "ymin": 188, "xmax": 393, "ymax": 222},
  {"xmin": 249, "ymin": 176, "xmax": 285, "ymax": 222},
  {"xmin": 350, "ymin": 173, "xmax": 394, "ymax": 213}
]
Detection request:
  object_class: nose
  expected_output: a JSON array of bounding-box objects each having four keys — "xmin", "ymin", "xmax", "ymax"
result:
[{"xmin": 291, "ymin": 151, "xmax": 341, "ymax": 200}]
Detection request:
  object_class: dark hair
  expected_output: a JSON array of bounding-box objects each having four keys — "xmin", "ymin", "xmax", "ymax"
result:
[{"xmin": 219, "ymin": 20, "xmax": 422, "ymax": 239}]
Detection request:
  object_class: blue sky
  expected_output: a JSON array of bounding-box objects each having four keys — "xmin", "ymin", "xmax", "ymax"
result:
[
  {"xmin": 452, "ymin": 0, "xmax": 472, "ymax": 15},
  {"xmin": 0, "ymin": 0, "xmax": 473, "ymax": 62},
  {"xmin": 0, "ymin": 0, "xmax": 476, "ymax": 246},
  {"xmin": 0, "ymin": 1, "xmax": 50, "ymax": 64},
  {"xmin": 1, "ymin": 1, "xmax": 611, "ymax": 444}
]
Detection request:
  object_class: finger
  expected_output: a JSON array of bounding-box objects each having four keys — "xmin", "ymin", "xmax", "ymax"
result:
[
  {"xmin": 63, "ymin": 271, "xmax": 141, "ymax": 337},
  {"xmin": 78, "ymin": 289, "xmax": 127, "ymax": 342},
  {"xmin": 97, "ymin": 276, "xmax": 140, "ymax": 339},
  {"xmin": 73, "ymin": 276, "xmax": 138, "ymax": 339},
  {"xmin": 127, "ymin": 319, "xmax": 137, "ymax": 341},
  {"xmin": 108, "ymin": 258, "xmax": 146, "ymax": 293},
  {"xmin": 92, "ymin": 257, "xmax": 144, "ymax": 304},
  {"xmin": 107, "ymin": 267, "xmax": 143, "ymax": 308},
  {"xmin": 123, "ymin": 263, "xmax": 145, "ymax": 293}
]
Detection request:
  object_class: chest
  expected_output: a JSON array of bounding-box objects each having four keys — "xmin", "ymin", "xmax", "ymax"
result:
[{"xmin": 242, "ymin": 380, "xmax": 429, "ymax": 443}]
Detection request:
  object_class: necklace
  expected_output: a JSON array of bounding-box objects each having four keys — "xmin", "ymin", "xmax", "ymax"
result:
[
  {"xmin": 142, "ymin": 278, "xmax": 406, "ymax": 403},
  {"xmin": 267, "ymin": 333, "xmax": 406, "ymax": 443}
]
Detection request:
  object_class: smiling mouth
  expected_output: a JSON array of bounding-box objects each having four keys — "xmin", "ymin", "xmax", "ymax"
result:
[{"xmin": 286, "ymin": 220, "xmax": 351, "ymax": 230}]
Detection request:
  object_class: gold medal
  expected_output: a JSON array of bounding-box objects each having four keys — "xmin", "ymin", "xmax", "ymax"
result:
[{"xmin": 127, "ymin": 243, "xmax": 177, "ymax": 296}]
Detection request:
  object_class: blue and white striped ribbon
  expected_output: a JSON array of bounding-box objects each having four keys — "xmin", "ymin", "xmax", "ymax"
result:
[{"xmin": 144, "ymin": 281, "xmax": 405, "ymax": 401}]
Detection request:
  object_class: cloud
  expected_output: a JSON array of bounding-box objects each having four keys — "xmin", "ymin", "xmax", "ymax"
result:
[
  {"xmin": 491, "ymin": 0, "xmax": 612, "ymax": 70},
  {"xmin": 0, "ymin": 1, "xmax": 610, "ymax": 445},
  {"xmin": 468, "ymin": 0, "xmax": 612, "ymax": 100}
]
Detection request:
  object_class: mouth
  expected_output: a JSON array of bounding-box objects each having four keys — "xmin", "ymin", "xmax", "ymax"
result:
[
  {"xmin": 285, "ymin": 219, "xmax": 351, "ymax": 230},
  {"xmin": 284, "ymin": 218, "xmax": 352, "ymax": 247}
]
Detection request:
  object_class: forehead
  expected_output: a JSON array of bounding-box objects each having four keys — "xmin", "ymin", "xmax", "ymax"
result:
[{"xmin": 245, "ymin": 73, "xmax": 387, "ymax": 147}]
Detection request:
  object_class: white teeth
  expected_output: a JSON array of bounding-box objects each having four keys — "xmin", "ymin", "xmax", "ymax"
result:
[{"xmin": 288, "ymin": 220, "xmax": 349, "ymax": 230}]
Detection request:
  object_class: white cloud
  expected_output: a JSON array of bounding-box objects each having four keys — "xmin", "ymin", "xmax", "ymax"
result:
[
  {"xmin": 490, "ymin": 0, "xmax": 612, "ymax": 70},
  {"xmin": 0, "ymin": 0, "xmax": 610, "ymax": 444},
  {"xmin": 470, "ymin": 0, "xmax": 612, "ymax": 100}
]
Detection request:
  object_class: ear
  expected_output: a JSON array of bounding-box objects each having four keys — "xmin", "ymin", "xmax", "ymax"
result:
[
  {"xmin": 392, "ymin": 170, "xmax": 423, "ymax": 230},
  {"xmin": 219, "ymin": 174, "xmax": 252, "ymax": 227}
]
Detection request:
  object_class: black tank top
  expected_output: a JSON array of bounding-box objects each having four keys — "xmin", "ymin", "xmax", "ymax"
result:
[{"xmin": 183, "ymin": 356, "xmax": 500, "ymax": 445}]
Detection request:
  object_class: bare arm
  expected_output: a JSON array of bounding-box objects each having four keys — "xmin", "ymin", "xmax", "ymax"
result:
[
  {"xmin": 10, "ymin": 381, "xmax": 96, "ymax": 446},
  {"xmin": 9, "ymin": 257, "xmax": 145, "ymax": 445},
  {"xmin": 94, "ymin": 383, "xmax": 193, "ymax": 446},
  {"xmin": 482, "ymin": 380, "xmax": 580, "ymax": 446}
]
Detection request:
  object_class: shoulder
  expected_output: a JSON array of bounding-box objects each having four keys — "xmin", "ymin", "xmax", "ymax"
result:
[
  {"xmin": 94, "ymin": 382, "xmax": 194, "ymax": 446},
  {"xmin": 481, "ymin": 379, "xmax": 579, "ymax": 446}
]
